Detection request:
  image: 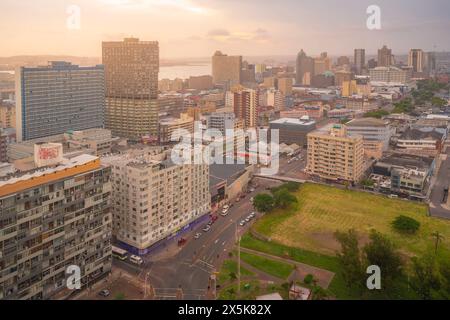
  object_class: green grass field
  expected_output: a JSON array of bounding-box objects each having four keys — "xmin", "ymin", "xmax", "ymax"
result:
[
  {"xmin": 240, "ymin": 252, "xmax": 294, "ymax": 280},
  {"xmin": 217, "ymin": 259, "xmax": 254, "ymax": 285},
  {"xmin": 253, "ymin": 183, "xmax": 450, "ymax": 259}
]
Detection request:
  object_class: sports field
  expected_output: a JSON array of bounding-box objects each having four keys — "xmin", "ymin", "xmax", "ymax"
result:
[{"xmin": 253, "ymin": 183, "xmax": 450, "ymax": 258}]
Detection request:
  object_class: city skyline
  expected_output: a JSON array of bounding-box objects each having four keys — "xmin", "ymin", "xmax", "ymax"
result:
[{"xmin": 1, "ymin": 0, "xmax": 450, "ymax": 58}]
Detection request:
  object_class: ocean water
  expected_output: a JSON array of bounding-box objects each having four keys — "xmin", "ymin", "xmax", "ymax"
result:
[{"xmin": 159, "ymin": 63, "xmax": 211, "ymax": 80}]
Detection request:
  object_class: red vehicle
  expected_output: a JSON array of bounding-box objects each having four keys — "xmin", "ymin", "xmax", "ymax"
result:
[
  {"xmin": 211, "ymin": 215, "xmax": 218, "ymax": 223},
  {"xmin": 178, "ymin": 238, "xmax": 187, "ymax": 246}
]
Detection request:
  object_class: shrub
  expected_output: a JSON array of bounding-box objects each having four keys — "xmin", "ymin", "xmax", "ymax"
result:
[
  {"xmin": 392, "ymin": 215, "xmax": 421, "ymax": 234},
  {"xmin": 304, "ymin": 274, "xmax": 315, "ymax": 285}
]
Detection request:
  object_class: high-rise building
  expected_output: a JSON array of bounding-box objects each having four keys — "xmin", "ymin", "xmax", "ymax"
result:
[
  {"xmin": 187, "ymin": 75, "xmax": 213, "ymax": 90},
  {"xmin": 277, "ymin": 77, "xmax": 293, "ymax": 96},
  {"xmin": 102, "ymin": 38, "xmax": 160, "ymax": 140},
  {"xmin": 212, "ymin": 51, "xmax": 242, "ymax": 86},
  {"xmin": 0, "ymin": 152, "xmax": 112, "ymax": 300},
  {"xmin": 408, "ymin": 49, "xmax": 425, "ymax": 73},
  {"xmin": 231, "ymin": 88, "xmax": 258, "ymax": 128},
  {"xmin": 296, "ymin": 50, "xmax": 315, "ymax": 85},
  {"xmin": 0, "ymin": 100, "xmax": 15, "ymax": 129},
  {"xmin": 15, "ymin": 61, "xmax": 105, "ymax": 142},
  {"xmin": 354, "ymin": 49, "xmax": 365, "ymax": 75},
  {"xmin": 378, "ymin": 45, "xmax": 393, "ymax": 67},
  {"xmin": 102, "ymin": 149, "xmax": 210, "ymax": 254},
  {"xmin": 307, "ymin": 124, "xmax": 365, "ymax": 183},
  {"xmin": 313, "ymin": 52, "xmax": 331, "ymax": 76}
]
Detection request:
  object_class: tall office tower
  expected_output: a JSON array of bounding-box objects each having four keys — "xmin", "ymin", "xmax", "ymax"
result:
[
  {"xmin": 212, "ymin": 51, "xmax": 242, "ymax": 86},
  {"xmin": 15, "ymin": 61, "xmax": 105, "ymax": 142},
  {"xmin": 408, "ymin": 49, "xmax": 425, "ymax": 73},
  {"xmin": 102, "ymin": 38, "xmax": 160, "ymax": 140},
  {"xmin": 306, "ymin": 124, "xmax": 365, "ymax": 183},
  {"xmin": 377, "ymin": 45, "xmax": 393, "ymax": 67},
  {"xmin": 277, "ymin": 77, "xmax": 293, "ymax": 96},
  {"xmin": 314, "ymin": 52, "xmax": 331, "ymax": 76},
  {"xmin": 0, "ymin": 151, "xmax": 112, "ymax": 300},
  {"xmin": 232, "ymin": 88, "xmax": 258, "ymax": 128},
  {"xmin": 423, "ymin": 52, "xmax": 436, "ymax": 75},
  {"xmin": 354, "ymin": 49, "xmax": 366, "ymax": 75},
  {"xmin": 296, "ymin": 50, "xmax": 315, "ymax": 85},
  {"xmin": 103, "ymin": 149, "xmax": 210, "ymax": 254}
]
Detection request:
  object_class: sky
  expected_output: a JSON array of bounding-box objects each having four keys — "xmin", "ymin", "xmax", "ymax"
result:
[{"xmin": 1, "ymin": 0, "xmax": 449, "ymax": 59}]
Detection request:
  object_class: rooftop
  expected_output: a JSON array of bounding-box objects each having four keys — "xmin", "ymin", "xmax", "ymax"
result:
[{"xmin": 346, "ymin": 117, "xmax": 389, "ymax": 128}]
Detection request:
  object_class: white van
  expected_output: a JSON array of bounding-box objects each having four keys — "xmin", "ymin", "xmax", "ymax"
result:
[{"xmin": 130, "ymin": 255, "xmax": 143, "ymax": 265}]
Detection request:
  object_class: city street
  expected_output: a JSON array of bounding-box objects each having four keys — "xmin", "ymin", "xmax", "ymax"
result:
[{"xmin": 110, "ymin": 177, "xmax": 282, "ymax": 300}]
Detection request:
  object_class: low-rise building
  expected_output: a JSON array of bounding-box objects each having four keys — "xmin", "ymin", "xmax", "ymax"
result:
[
  {"xmin": 396, "ymin": 127, "xmax": 446, "ymax": 155},
  {"xmin": 269, "ymin": 118, "xmax": 316, "ymax": 146},
  {"xmin": 159, "ymin": 113, "xmax": 194, "ymax": 144},
  {"xmin": 346, "ymin": 118, "xmax": 394, "ymax": 159},
  {"xmin": 372, "ymin": 152, "xmax": 435, "ymax": 198}
]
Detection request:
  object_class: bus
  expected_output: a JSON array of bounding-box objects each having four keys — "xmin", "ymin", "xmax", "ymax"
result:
[{"xmin": 112, "ymin": 246, "xmax": 128, "ymax": 261}]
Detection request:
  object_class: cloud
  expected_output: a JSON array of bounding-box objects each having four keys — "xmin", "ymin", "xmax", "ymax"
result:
[
  {"xmin": 98, "ymin": 0, "xmax": 209, "ymax": 14},
  {"xmin": 206, "ymin": 28, "xmax": 270, "ymax": 42}
]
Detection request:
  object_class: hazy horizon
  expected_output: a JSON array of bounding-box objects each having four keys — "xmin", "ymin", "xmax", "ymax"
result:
[{"xmin": 1, "ymin": 0, "xmax": 449, "ymax": 59}]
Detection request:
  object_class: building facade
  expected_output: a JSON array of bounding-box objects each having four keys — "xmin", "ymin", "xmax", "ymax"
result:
[
  {"xmin": 0, "ymin": 154, "xmax": 112, "ymax": 300},
  {"xmin": 354, "ymin": 49, "xmax": 365, "ymax": 75},
  {"xmin": 15, "ymin": 61, "xmax": 105, "ymax": 142},
  {"xmin": 307, "ymin": 124, "xmax": 365, "ymax": 183},
  {"xmin": 212, "ymin": 51, "xmax": 242, "ymax": 86},
  {"xmin": 103, "ymin": 150, "xmax": 210, "ymax": 254},
  {"xmin": 102, "ymin": 38, "xmax": 160, "ymax": 140}
]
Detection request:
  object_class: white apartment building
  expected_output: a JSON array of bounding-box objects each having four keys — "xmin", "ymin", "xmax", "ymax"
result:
[{"xmin": 103, "ymin": 149, "xmax": 210, "ymax": 254}]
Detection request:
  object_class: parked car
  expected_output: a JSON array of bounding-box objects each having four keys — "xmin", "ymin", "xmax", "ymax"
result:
[
  {"xmin": 239, "ymin": 220, "xmax": 246, "ymax": 227},
  {"xmin": 221, "ymin": 211, "xmax": 229, "ymax": 217},
  {"xmin": 250, "ymin": 197, "xmax": 254, "ymax": 203},
  {"xmin": 245, "ymin": 217, "xmax": 251, "ymax": 223},
  {"xmin": 223, "ymin": 204, "xmax": 230, "ymax": 210},
  {"xmin": 194, "ymin": 233, "xmax": 202, "ymax": 239},
  {"xmin": 203, "ymin": 225, "xmax": 211, "ymax": 232},
  {"xmin": 98, "ymin": 289, "xmax": 110, "ymax": 297},
  {"xmin": 249, "ymin": 188, "xmax": 255, "ymax": 192},
  {"xmin": 249, "ymin": 212, "xmax": 256, "ymax": 218}
]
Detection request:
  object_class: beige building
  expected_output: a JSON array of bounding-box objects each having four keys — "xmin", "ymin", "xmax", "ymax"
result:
[
  {"xmin": 103, "ymin": 38, "xmax": 160, "ymax": 140},
  {"xmin": 369, "ymin": 66, "xmax": 411, "ymax": 84},
  {"xmin": 277, "ymin": 77, "xmax": 293, "ymax": 96},
  {"xmin": 188, "ymin": 75, "xmax": 213, "ymax": 90},
  {"xmin": 231, "ymin": 88, "xmax": 258, "ymax": 128},
  {"xmin": 0, "ymin": 101, "xmax": 15, "ymax": 129},
  {"xmin": 212, "ymin": 51, "xmax": 242, "ymax": 86},
  {"xmin": 159, "ymin": 113, "xmax": 194, "ymax": 143},
  {"xmin": 0, "ymin": 153, "xmax": 112, "ymax": 300},
  {"xmin": 103, "ymin": 149, "xmax": 210, "ymax": 254},
  {"xmin": 307, "ymin": 124, "xmax": 365, "ymax": 183}
]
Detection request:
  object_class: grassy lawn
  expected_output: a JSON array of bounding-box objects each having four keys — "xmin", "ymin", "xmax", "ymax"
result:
[
  {"xmin": 253, "ymin": 183, "xmax": 450, "ymax": 259},
  {"xmin": 240, "ymin": 252, "xmax": 294, "ymax": 280},
  {"xmin": 217, "ymin": 259, "xmax": 254, "ymax": 285}
]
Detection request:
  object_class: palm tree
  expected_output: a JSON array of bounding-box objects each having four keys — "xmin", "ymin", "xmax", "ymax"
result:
[{"xmin": 431, "ymin": 231, "xmax": 444, "ymax": 254}]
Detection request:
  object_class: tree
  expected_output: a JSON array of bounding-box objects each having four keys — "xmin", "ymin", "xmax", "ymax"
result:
[
  {"xmin": 334, "ymin": 229, "xmax": 365, "ymax": 292},
  {"xmin": 431, "ymin": 231, "xmax": 444, "ymax": 254},
  {"xmin": 229, "ymin": 272, "xmax": 237, "ymax": 281},
  {"xmin": 311, "ymin": 286, "xmax": 330, "ymax": 300},
  {"xmin": 253, "ymin": 193, "xmax": 274, "ymax": 213},
  {"xmin": 273, "ymin": 189, "xmax": 297, "ymax": 209},
  {"xmin": 392, "ymin": 215, "xmax": 420, "ymax": 234},
  {"xmin": 410, "ymin": 255, "xmax": 442, "ymax": 300},
  {"xmin": 431, "ymin": 96, "xmax": 447, "ymax": 108},
  {"xmin": 439, "ymin": 261, "xmax": 450, "ymax": 299},
  {"xmin": 363, "ymin": 230, "xmax": 403, "ymax": 290}
]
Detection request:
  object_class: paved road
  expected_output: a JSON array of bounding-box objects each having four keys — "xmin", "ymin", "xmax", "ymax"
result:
[
  {"xmin": 112, "ymin": 178, "xmax": 282, "ymax": 299},
  {"xmin": 429, "ymin": 143, "xmax": 450, "ymax": 219}
]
